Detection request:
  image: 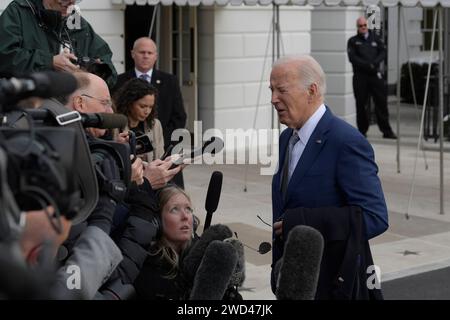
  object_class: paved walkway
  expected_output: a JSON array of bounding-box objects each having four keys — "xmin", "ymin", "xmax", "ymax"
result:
[{"xmin": 182, "ymin": 101, "xmax": 450, "ymax": 300}]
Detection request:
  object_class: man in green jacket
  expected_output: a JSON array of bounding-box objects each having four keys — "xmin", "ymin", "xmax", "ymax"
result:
[{"xmin": 0, "ymin": 0, "xmax": 117, "ymax": 88}]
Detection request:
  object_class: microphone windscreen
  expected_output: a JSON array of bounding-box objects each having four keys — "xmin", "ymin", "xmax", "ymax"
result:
[
  {"xmin": 276, "ymin": 225, "xmax": 324, "ymax": 300},
  {"xmin": 205, "ymin": 171, "xmax": 223, "ymax": 213},
  {"xmin": 182, "ymin": 224, "xmax": 233, "ymax": 284},
  {"xmin": 98, "ymin": 113, "xmax": 128, "ymax": 129},
  {"xmin": 30, "ymin": 71, "xmax": 78, "ymax": 98},
  {"xmin": 258, "ymin": 242, "xmax": 272, "ymax": 254},
  {"xmin": 224, "ymin": 238, "xmax": 245, "ymax": 287},
  {"xmin": 189, "ymin": 240, "xmax": 238, "ymax": 300}
]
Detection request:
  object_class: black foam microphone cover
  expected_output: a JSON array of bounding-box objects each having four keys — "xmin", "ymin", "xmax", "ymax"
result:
[
  {"xmin": 224, "ymin": 238, "xmax": 245, "ymax": 287},
  {"xmin": 181, "ymin": 224, "xmax": 233, "ymax": 285},
  {"xmin": 276, "ymin": 225, "xmax": 324, "ymax": 300},
  {"xmin": 189, "ymin": 240, "xmax": 238, "ymax": 300},
  {"xmin": 258, "ymin": 242, "xmax": 272, "ymax": 254}
]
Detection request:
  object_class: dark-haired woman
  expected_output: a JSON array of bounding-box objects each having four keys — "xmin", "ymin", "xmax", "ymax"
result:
[{"xmin": 114, "ymin": 78, "xmax": 164, "ymax": 162}]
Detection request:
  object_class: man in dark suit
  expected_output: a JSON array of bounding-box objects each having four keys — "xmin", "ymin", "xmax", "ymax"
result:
[
  {"xmin": 113, "ymin": 37, "xmax": 187, "ymax": 187},
  {"xmin": 270, "ymin": 55, "xmax": 388, "ymax": 298}
]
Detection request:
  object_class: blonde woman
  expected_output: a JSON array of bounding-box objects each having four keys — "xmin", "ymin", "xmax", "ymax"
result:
[{"xmin": 134, "ymin": 186, "xmax": 199, "ymax": 299}]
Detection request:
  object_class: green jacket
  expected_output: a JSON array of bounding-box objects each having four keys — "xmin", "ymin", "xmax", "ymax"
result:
[{"xmin": 0, "ymin": 0, "xmax": 117, "ymax": 87}]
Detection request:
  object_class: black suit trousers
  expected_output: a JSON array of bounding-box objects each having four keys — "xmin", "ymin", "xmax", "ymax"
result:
[{"xmin": 353, "ymin": 73, "xmax": 393, "ymax": 136}]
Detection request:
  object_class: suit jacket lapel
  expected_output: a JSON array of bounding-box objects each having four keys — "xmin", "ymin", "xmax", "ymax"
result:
[
  {"xmin": 286, "ymin": 107, "xmax": 333, "ymax": 197},
  {"xmin": 151, "ymin": 69, "xmax": 160, "ymax": 87}
]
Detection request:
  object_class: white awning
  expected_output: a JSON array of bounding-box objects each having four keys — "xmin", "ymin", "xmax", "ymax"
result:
[{"xmin": 111, "ymin": 0, "xmax": 450, "ymax": 7}]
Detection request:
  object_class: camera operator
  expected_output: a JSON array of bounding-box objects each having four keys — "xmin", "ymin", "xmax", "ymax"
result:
[{"xmin": 0, "ymin": 0, "xmax": 117, "ymax": 88}]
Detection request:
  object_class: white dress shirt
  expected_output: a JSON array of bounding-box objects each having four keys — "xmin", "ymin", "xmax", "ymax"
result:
[{"xmin": 288, "ymin": 104, "xmax": 326, "ymax": 180}]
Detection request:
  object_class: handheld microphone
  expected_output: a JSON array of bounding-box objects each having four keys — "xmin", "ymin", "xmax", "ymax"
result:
[
  {"xmin": 203, "ymin": 171, "xmax": 223, "ymax": 231},
  {"xmin": 0, "ymin": 71, "xmax": 78, "ymax": 106},
  {"xmin": 169, "ymin": 136, "xmax": 225, "ymax": 167},
  {"xmin": 181, "ymin": 224, "xmax": 233, "ymax": 285},
  {"xmin": 189, "ymin": 240, "xmax": 238, "ymax": 300},
  {"xmin": 276, "ymin": 225, "xmax": 324, "ymax": 300}
]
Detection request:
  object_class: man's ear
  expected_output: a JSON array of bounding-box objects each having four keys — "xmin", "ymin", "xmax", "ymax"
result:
[
  {"xmin": 72, "ymin": 95, "xmax": 84, "ymax": 112},
  {"xmin": 309, "ymin": 83, "xmax": 319, "ymax": 97}
]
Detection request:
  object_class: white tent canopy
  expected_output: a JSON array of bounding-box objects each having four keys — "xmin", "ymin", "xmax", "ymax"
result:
[{"xmin": 112, "ymin": 0, "xmax": 450, "ymax": 7}]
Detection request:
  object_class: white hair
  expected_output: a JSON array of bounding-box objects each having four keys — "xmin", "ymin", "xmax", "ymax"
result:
[{"xmin": 273, "ymin": 55, "xmax": 327, "ymax": 97}]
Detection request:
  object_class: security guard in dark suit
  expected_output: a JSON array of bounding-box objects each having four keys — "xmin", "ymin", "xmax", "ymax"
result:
[{"xmin": 347, "ymin": 17, "xmax": 396, "ymax": 139}]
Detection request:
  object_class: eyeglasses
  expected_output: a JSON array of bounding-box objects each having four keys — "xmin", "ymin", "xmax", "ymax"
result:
[
  {"xmin": 81, "ymin": 94, "xmax": 112, "ymax": 108},
  {"xmin": 358, "ymin": 24, "xmax": 367, "ymax": 27}
]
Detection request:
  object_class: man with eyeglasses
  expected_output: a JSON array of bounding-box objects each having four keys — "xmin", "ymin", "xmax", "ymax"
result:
[
  {"xmin": 347, "ymin": 16, "xmax": 396, "ymax": 140},
  {"xmin": 68, "ymin": 72, "xmax": 113, "ymax": 138},
  {"xmin": 0, "ymin": 0, "xmax": 117, "ymax": 88}
]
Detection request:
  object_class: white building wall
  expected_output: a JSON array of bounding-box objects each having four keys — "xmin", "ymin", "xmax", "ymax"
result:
[
  {"xmin": 0, "ymin": 0, "xmax": 126, "ymax": 74},
  {"xmin": 311, "ymin": 6, "xmax": 363, "ymax": 125},
  {"xmin": 198, "ymin": 4, "xmax": 311, "ymax": 132}
]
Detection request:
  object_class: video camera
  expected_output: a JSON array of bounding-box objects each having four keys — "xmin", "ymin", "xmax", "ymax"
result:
[
  {"xmin": 75, "ymin": 57, "xmax": 113, "ymax": 82},
  {"xmin": 0, "ymin": 71, "xmax": 130, "ymax": 240}
]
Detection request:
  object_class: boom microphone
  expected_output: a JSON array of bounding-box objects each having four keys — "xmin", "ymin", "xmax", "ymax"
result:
[
  {"xmin": 181, "ymin": 224, "xmax": 233, "ymax": 285},
  {"xmin": 204, "ymin": 171, "xmax": 223, "ymax": 231},
  {"xmin": 189, "ymin": 240, "xmax": 238, "ymax": 300},
  {"xmin": 23, "ymin": 109, "xmax": 128, "ymax": 130},
  {"xmin": 79, "ymin": 112, "xmax": 128, "ymax": 129},
  {"xmin": 0, "ymin": 71, "xmax": 78, "ymax": 105},
  {"xmin": 276, "ymin": 225, "xmax": 324, "ymax": 300}
]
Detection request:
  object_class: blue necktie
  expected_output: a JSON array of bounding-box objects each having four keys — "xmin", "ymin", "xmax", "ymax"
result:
[
  {"xmin": 139, "ymin": 74, "xmax": 150, "ymax": 83},
  {"xmin": 281, "ymin": 132, "xmax": 300, "ymax": 197}
]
